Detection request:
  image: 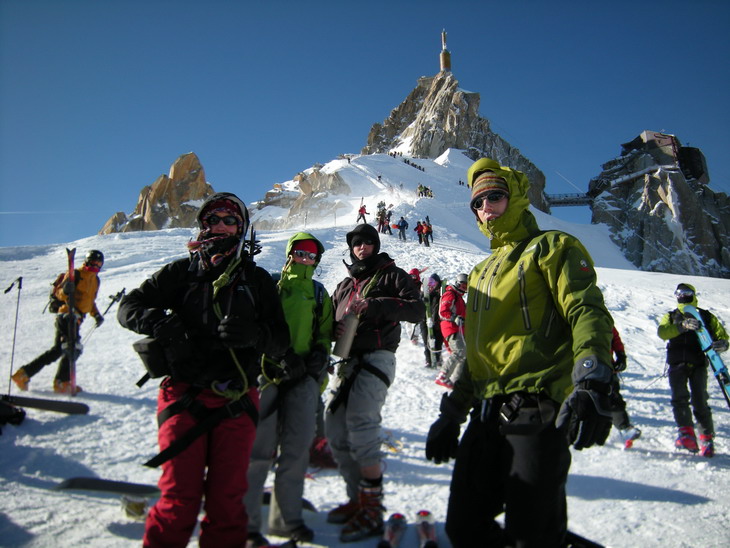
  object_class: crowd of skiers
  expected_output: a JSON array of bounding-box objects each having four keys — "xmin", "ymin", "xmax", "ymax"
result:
[{"xmin": 4, "ymin": 158, "xmax": 729, "ymax": 548}]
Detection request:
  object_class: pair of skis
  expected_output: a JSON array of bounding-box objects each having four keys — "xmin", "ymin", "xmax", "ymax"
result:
[
  {"xmin": 378, "ymin": 509, "xmax": 437, "ymax": 548},
  {"xmin": 683, "ymin": 304, "xmax": 730, "ymax": 408}
]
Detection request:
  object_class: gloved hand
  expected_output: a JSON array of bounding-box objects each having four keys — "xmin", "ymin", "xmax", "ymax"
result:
[
  {"xmin": 62, "ymin": 280, "xmax": 75, "ymax": 295},
  {"xmin": 712, "ymin": 340, "xmax": 729, "ymax": 353},
  {"xmin": 454, "ymin": 316, "xmax": 465, "ymax": 327},
  {"xmin": 217, "ymin": 315, "xmax": 261, "ymax": 349},
  {"xmin": 349, "ymin": 299, "xmax": 369, "ymax": 316},
  {"xmin": 613, "ymin": 350, "xmax": 627, "ymax": 372},
  {"xmin": 152, "ymin": 314, "xmax": 187, "ymax": 345},
  {"xmin": 675, "ymin": 314, "xmax": 700, "ymax": 333},
  {"xmin": 556, "ymin": 381, "xmax": 613, "ymax": 450},
  {"xmin": 306, "ymin": 348, "xmax": 330, "ymax": 378},
  {"xmin": 425, "ymin": 393, "xmax": 465, "ymax": 464},
  {"xmin": 94, "ymin": 314, "xmax": 105, "ymax": 327},
  {"xmin": 280, "ymin": 349, "xmax": 306, "ymax": 382}
]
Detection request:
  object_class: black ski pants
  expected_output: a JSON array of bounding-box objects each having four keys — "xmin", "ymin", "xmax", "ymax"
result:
[
  {"xmin": 24, "ymin": 314, "xmax": 79, "ymax": 382},
  {"xmin": 445, "ymin": 398, "xmax": 570, "ymax": 548},
  {"xmin": 668, "ymin": 361, "xmax": 714, "ymax": 436}
]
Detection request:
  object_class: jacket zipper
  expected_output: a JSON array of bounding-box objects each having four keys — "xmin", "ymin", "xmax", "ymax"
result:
[
  {"xmin": 518, "ymin": 262, "xmax": 532, "ymax": 330},
  {"xmin": 545, "ymin": 309, "xmax": 556, "ymax": 338}
]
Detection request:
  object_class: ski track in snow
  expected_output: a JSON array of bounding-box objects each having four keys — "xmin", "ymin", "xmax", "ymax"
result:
[{"xmin": 2, "ymin": 152, "xmax": 730, "ymax": 547}]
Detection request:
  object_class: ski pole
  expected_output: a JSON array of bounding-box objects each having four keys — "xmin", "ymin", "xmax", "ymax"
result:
[
  {"xmin": 81, "ymin": 288, "xmax": 126, "ymax": 345},
  {"xmin": 4, "ymin": 277, "xmax": 23, "ymax": 394}
]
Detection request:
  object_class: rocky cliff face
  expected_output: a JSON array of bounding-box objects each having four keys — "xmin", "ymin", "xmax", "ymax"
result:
[
  {"xmin": 99, "ymin": 152, "xmax": 215, "ymax": 234},
  {"xmin": 362, "ymin": 72, "xmax": 550, "ymax": 212},
  {"xmin": 590, "ymin": 133, "xmax": 730, "ymax": 278}
]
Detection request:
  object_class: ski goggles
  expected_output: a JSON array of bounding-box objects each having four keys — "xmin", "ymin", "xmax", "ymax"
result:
[
  {"xmin": 206, "ymin": 214, "xmax": 239, "ymax": 226},
  {"xmin": 293, "ymin": 249, "xmax": 318, "ymax": 261},
  {"xmin": 351, "ymin": 237, "xmax": 375, "ymax": 247},
  {"xmin": 674, "ymin": 288, "xmax": 695, "ymax": 301},
  {"xmin": 471, "ymin": 191, "xmax": 509, "ymax": 211}
]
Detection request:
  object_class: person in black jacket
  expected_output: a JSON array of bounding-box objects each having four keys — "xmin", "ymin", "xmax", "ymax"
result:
[
  {"xmin": 117, "ymin": 192, "xmax": 290, "ymax": 548},
  {"xmin": 325, "ymin": 223, "xmax": 425, "ymax": 542}
]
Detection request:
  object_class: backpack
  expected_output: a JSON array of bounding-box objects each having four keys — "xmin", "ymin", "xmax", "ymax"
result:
[{"xmin": 47, "ymin": 271, "xmax": 75, "ymax": 313}]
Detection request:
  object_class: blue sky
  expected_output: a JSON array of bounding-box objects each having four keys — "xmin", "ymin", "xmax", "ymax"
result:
[{"xmin": 1, "ymin": 0, "xmax": 729, "ymax": 248}]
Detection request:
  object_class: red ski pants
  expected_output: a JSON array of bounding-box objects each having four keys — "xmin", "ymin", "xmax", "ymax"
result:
[{"xmin": 143, "ymin": 382, "xmax": 259, "ymax": 548}]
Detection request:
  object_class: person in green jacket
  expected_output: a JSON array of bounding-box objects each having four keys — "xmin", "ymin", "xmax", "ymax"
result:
[
  {"xmin": 244, "ymin": 233, "xmax": 334, "ymax": 547},
  {"xmin": 657, "ymin": 283, "xmax": 728, "ymax": 457},
  {"xmin": 425, "ymin": 158, "xmax": 615, "ymax": 548}
]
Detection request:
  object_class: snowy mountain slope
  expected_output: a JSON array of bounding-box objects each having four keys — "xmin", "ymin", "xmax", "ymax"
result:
[{"xmin": 1, "ymin": 214, "xmax": 729, "ymax": 547}]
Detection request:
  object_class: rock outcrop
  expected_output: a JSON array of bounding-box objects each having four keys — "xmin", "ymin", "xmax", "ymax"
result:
[
  {"xmin": 590, "ymin": 131, "xmax": 729, "ymax": 278},
  {"xmin": 100, "ymin": 152, "xmax": 215, "ymax": 234},
  {"xmin": 362, "ymin": 72, "xmax": 550, "ymax": 212}
]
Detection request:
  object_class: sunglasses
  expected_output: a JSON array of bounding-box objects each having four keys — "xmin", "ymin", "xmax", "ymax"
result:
[
  {"xmin": 471, "ymin": 192, "xmax": 508, "ymax": 211},
  {"xmin": 206, "ymin": 214, "xmax": 239, "ymax": 226},
  {"xmin": 351, "ymin": 238, "xmax": 375, "ymax": 247},
  {"xmin": 293, "ymin": 249, "xmax": 318, "ymax": 261}
]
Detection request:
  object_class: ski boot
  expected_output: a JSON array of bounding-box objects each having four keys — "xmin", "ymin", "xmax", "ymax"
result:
[
  {"xmin": 619, "ymin": 426, "xmax": 642, "ymax": 449},
  {"xmin": 435, "ymin": 373, "xmax": 453, "ymax": 389},
  {"xmin": 11, "ymin": 368, "xmax": 30, "ymax": 391},
  {"xmin": 245, "ymin": 532, "xmax": 270, "ymax": 548},
  {"xmin": 340, "ymin": 483, "xmax": 385, "ymax": 542},
  {"xmin": 327, "ymin": 500, "xmax": 360, "ymax": 524},
  {"xmin": 675, "ymin": 426, "xmax": 699, "ymax": 453},
  {"xmin": 699, "ymin": 434, "xmax": 715, "ymax": 458},
  {"xmin": 53, "ymin": 380, "xmax": 83, "ymax": 395}
]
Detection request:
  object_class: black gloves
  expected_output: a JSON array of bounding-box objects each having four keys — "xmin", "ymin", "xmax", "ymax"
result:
[
  {"xmin": 217, "ymin": 315, "xmax": 261, "ymax": 349},
  {"xmin": 281, "ymin": 349, "xmax": 306, "ymax": 382},
  {"xmin": 425, "ymin": 393, "xmax": 466, "ymax": 464},
  {"xmin": 711, "ymin": 340, "xmax": 729, "ymax": 353},
  {"xmin": 153, "ymin": 314, "xmax": 186, "ymax": 345},
  {"xmin": 674, "ymin": 314, "xmax": 700, "ymax": 333},
  {"xmin": 556, "ymin": 381, "xmax": 613, "ymax": 450},
  {"xmin": 306, "ymin": 347, "xmax": 330, "ymax": 379},
  {"xmin": 262, "ymin": 348, "xmax": 305, "ymax": 383},
  {"xmin": 613, "ymin": 350, "xmax": 627, "ymax": 372},
  {"xmin": 94, "ymin": 314, "xmax": 105, "ymax": 327}
]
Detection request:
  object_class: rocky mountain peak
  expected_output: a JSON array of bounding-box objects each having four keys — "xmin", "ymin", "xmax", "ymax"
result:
[
  {"xmin": 590, "ymin": 130, "xmax": 729, "ymax": 277},
  {"xmin": 99, "ymin": 152, "xmax": 215, "ymax": 234},
  {"xmin": 361, "ymin": 71, "xmax": 550, "ymax": 212}
]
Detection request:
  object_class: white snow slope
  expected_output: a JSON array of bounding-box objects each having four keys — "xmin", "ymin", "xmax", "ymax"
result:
[{"xmin": 1, "ymin": 151, "xmax": 730, "ymax": 548}]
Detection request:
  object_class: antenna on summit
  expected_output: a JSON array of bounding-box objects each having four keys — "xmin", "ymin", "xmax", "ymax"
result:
[{"xmin": 440, "ymin": 29, "xmax": 451, "ymax": 73}]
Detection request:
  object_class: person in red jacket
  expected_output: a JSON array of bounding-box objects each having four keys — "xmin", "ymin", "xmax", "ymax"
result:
[
  {"xmin": 609, "ymin": 327, "xmax": 641, "ymax": 448},
  {"xmin": 435, "ymin": 274, "xmax": 467, "ymax": 389}
]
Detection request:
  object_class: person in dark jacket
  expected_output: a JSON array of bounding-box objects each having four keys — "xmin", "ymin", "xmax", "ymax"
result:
[
  {"xmin": 117, "ymin": 192, "xmax": 290, "ymax": 548},
  {"xmin": 424, "ymin": 273, "xmax": 444, "ymax": 369},
  {"xmin": 325, "ymin": 223, "xmax": 425, "ymax": 542},
  {"xmin": 657, "ymin": 283, "xmax": 728, "ymax": 457}
]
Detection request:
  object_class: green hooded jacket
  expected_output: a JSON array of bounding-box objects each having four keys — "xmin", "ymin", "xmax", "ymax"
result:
[
  {"xmin": 279, "ymin": 232, "xmax": 334, "ymax": 357},
  {"xmin": 453, "ymin": 159, "xmax": 614, "ymax": 409}
]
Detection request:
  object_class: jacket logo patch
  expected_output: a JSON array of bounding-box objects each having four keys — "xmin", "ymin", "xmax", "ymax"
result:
[{"xmin": 579, "ymin": 259, "xmax": 590, "ymax": 272}]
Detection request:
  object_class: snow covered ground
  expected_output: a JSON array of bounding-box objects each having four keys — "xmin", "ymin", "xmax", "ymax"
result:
[{"xmin": 1, "ymin": 217, "xmax": 729, "ymax": 547}]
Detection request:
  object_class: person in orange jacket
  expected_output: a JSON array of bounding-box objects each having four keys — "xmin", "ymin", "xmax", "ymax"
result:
[{"xmin": 11, "ymin": 250, "xmax": 104, "ymax": 394}]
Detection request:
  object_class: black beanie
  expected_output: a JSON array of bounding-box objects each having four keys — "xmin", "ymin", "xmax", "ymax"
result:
[{"xmin": 346, "ymin": 223, "xmax": 381, "ymax": 255}]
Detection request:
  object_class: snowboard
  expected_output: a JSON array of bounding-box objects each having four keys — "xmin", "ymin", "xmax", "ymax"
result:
[
  {"xmin": 56, "ymin": 477, "xmax": 160, "ymax": 496},
  {"xmin": 683, "ymin": 304, "xmax": 730, "ymax": 407},
  {"xmin": 377, "ymin": 512, "xmax": 408, "ymax": 548},
  {"xmin": 1, "ymin": 394, "xmax": 89, "ymax": 415},
  {"xmin": 415, "ymin": 510, "xmax": 437, "ymax": 548}
]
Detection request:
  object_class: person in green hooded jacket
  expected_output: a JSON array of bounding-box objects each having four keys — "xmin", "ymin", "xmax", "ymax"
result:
[
  {"xmin": 244, "ymin": 232, "xmax": 334, "ymax": 547},
  {"xmin": 657, "ymin": 283, "xmax": 728, "ymax": 458},
  {"xmin": 425, "ymin": 158, "xmax": 615, "ymax": 548}
]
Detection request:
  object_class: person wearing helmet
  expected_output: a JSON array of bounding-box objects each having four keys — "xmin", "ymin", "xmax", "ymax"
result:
[
  {"xmin": 11, "ymin": 250, "xmax": 105, "ymax": 394},
  {"xmin": 117, "ymin": 192, "xmax": 290, "ymax": 548},
  {"xmin": 658, "ymin": 283, "xmax": 728, "ymax": 457},
  {"xmin": 435, "ymin": 273, "xmax": 468, "ymax": 389},
  {"xmin": 244, "ymin": 233, "xmax": 334, "ymax": 546},
  {"xmin": 425, "ymin": 159, "xmax": 614, "ymax": 547},
  {"xmin": 325, "ymin": 223, "xmax": 425, "ymax": 542}
]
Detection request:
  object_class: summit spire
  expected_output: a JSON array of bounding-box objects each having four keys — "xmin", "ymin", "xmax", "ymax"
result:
[{"xmin": 440, "ymin": 29, "xmax": 451, "ymax": 72}]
